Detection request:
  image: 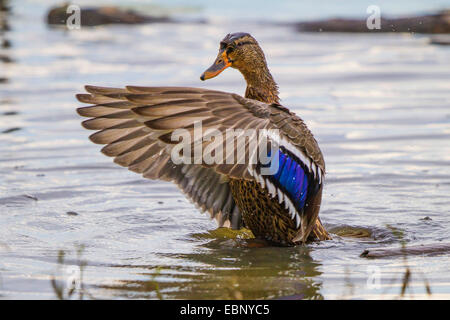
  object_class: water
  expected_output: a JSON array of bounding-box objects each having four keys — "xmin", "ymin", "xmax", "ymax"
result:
[{"xmin": 0, "ymin": 0, "xmax": 450, "ymax": 299}]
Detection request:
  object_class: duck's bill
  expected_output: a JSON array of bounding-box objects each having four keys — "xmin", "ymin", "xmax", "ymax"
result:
[{"xmin": 200, "ymin": 52, "xmax": 231, "ymax": 81}]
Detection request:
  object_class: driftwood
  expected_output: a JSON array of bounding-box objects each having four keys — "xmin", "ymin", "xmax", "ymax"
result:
[
  {"xmin": 430, "ymin": 35, "xmax": 450, "ymax": 45},
  {"xmin": 297, "ymin": 10, "xmax": 450, "ymax": 34},
  {"xmin": 361, "ymin": 243, "xmax": 450, "ymax": 258},
  {"xmin": 47, "ymin": 4, "xmax": 172, "ymax": 27}
]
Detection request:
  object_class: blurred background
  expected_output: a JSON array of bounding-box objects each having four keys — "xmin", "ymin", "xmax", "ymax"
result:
[{"xmin": 0, "ymin": 0, "xmax": 449, "ymax": 299}]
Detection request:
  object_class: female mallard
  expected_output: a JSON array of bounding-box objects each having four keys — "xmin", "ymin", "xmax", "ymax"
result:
[{"xmin": 76, "ymin": 32, "xmax": 331, "ymax": 245}]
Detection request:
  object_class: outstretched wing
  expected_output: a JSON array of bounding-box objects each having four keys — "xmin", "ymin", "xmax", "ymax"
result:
[
  {"xmin": 76, "ymin": 86, "xmax": 272, "ymax": 229},
  {"xmin": 76, "ymin": 85, "xmax": 325, "ymax": 238}
]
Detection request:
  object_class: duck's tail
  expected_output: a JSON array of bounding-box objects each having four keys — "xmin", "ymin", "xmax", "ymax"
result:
[{"xmin": 309, "ymin": 218, "xmax": 332, "ymax": 241}]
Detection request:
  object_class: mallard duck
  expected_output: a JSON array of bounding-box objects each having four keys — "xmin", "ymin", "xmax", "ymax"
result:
[{"xmin": 76, "ymin": 32, "xmax": 331, "ymax": 245}]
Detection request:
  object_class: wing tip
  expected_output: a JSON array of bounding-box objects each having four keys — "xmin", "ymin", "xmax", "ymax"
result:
[
  {"xmin": 84, "ymin": 85, "xmax": 98, "ymax": 93},
  {"xmin": 76, "ymin": 93, "xmax": 92, "ymax": 104},
  {"xmin": 100, "ymin": 145, "xmax": 114, "ymax": 157},
  {"xmin": 81, "ymin": 119, "xmax": 94, "ymax": 130},
  {"xmin": 77, "ymin": 85, "xmax": 112, "ymax": 99},
  {"xmin": 76, "ymin": 106, "xmax": 95, "ymax": 117},
  {"xmin": 87, "ymin": 131, "xmax": 105, "ymax": 144},
  {"xmin": 85, "ymin": 85, "xmax": 127, "ymax": 95},
  {"xmin": 76, "ymin": 106, "xmax": 85, "ymax": 117}
]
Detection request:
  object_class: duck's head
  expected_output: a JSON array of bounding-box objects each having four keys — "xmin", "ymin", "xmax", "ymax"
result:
[
  {"xmin": 200, "ymin": 32, "xmax": 279, "ymax": 103},
  {"xmin": 201, "ymin": 32, "xmax": 268, "ymax": 81}
]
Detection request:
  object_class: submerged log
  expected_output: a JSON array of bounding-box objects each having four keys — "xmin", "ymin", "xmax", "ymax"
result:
[
  {"xmin": 430, "ymin": 35, "xmax": 450, "ymax": 45},
  {"xmin": 47, "ymin": 4, "xmax": 172, "ymax": 27},
  {"xmin": 297, "ymin": 10, "xmax": 450, "ymax": 34},
  {"xmin": 361, "ymin": 243, "xmax": 450, "ymax": 258}
]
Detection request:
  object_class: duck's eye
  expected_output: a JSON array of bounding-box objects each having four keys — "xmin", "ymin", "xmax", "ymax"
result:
[
  {"xmin": 220, "ymin": 42, "xmax": 227, "ymax": 50},
  {"xmin": 226, "ymin": 46, "xmax": 234, "ymax": 54}
]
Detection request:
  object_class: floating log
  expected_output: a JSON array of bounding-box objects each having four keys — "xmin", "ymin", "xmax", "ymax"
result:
[
  {"xmin": 430, "ymin": 35, "xmax": 450, "ymax": 45},
  {"xmin": 297, "ymin": 10, "xmax": 450, "ymax": 34},
  {"xmin": 361, "ymin": 243, "xmax": 450, "ymax": 258},
  {"xmin": 47, "ymin": 4, "xmax": 172, "ymax": 27}
]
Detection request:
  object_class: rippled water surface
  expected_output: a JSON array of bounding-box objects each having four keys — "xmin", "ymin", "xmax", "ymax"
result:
[{"xmin": 1, "ymin": 1, "xmax": 450, "ymax": 299}]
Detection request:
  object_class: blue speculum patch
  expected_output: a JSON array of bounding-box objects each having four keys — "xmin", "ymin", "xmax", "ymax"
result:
[{"xmin": 262, "ymin": 149, "xmax": 309, "ymax": 211}]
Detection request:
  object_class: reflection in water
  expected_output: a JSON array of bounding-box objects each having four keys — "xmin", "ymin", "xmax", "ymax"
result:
[
  {"xmin": 0, "ymin": 0, "xmax": 11, "ymax": 41},
  {"xmin": 96, "ymin": 236, "xmax": 324, "ymax": 299},
  {"xmin": 50, "ymin": 245, "xmax": 92, "ymax": 300},
  {"xmin": 0, "ymin": 0, "xmax": 11, "ymax": 72},
  {"xmin": 1, "ymin": 127, "xmax": 20, "ymax": 133},
  {"xmin": 0, "ymin": 0, "xmax": 16, "ymax": 134},
  {"xmin": 385, "ymin": 225, "xmax": 432, "ymax": 299},
  {"xmin": 91, "ymin": 226, "xmax": 398, "ymax": 299}
]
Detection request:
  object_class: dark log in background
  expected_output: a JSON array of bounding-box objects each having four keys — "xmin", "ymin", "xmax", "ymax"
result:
[
  {"xmin": 361, "ymin": 243, "xmax": 450, "ymax": 258},
  {"xmin": 297, "ymin": 10, "xmax": 450, "ymax": 34}
]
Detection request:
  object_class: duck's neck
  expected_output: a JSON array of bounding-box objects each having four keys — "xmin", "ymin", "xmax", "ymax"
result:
[{"xmin": 241, "ymin": 67, "xmax": 280, "ymax": 104}]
